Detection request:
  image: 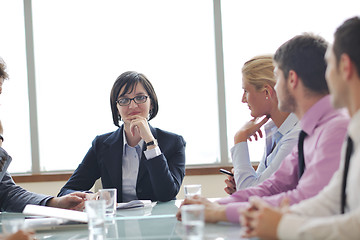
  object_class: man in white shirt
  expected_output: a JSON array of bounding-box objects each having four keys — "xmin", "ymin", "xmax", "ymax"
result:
[{"xmin": 241, "ymin": 16, "xmax": 360, "ymax": 240}]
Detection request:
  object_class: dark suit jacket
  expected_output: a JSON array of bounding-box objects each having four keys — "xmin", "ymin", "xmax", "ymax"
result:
[
  {"xmin": 58, "ymin": 125, "xmax": 186, "ymax": 202},
  {"xmin": 0, "ymin": 147, "xmax": 52, "ymax": 212}
]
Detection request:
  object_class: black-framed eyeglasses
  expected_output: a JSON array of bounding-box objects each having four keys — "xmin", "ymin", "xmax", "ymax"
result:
[{"xmin": 116, "ymin": 95, "xmax": 149, "ymax": 106}]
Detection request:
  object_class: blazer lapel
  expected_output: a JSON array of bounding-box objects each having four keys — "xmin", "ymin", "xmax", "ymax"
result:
[{"xmin": 102, "ymin": 127, "xmax": 124, "ymax": 195}]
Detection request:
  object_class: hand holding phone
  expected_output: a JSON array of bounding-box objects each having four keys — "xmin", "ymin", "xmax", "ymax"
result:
[
  {"xmin": 221, "ymin": 168, "xmax": 236, "ymax": 195},
  {"xmin": 219, "ymin": 168, "xmax": 234, "ymax": 176}
]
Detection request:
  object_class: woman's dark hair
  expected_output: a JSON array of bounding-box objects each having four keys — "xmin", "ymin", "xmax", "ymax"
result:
[{"xmin": 110, "ymin": 71, "xmax": 159, "ymax": 127}]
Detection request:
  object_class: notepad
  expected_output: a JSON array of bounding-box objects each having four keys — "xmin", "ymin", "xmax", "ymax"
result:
[{"xmin": 116, "ymin": 200, "xmax": 153, "ymax": 209}]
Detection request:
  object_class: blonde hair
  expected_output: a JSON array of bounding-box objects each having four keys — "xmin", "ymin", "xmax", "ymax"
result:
[{"xmin": 242, "ymin": 54, "xmax": 275, "ymax": 91}]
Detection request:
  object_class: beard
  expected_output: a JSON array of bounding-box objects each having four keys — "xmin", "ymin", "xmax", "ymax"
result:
[{"xmin": 278, "ymin": 85, "xmax": 296, "ymax": 113}]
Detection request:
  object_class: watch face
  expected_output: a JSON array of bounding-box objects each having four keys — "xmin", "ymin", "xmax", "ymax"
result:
[{"xmin": 146, "ymin": 139, "xmax": 158, "ymax": 147}]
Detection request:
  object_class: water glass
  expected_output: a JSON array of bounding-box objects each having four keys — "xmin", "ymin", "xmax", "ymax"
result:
[
  {"xmin": 184, "ymin": 184, "xmax": 202, "ymax": 199},
  {"xmin": 85, "ymin": 200, "xmax": 106, "ymax": 240},
  {"xmin": 1, "ymin": 215, "xmax": 25, "ymax": 235},
  {"xmin": 181, "ymin": 204, "xmax": 205, "ymax": 240},
  {"xmin": 99, "ymin": 188, "xmax": 117, "ymax": 215}
]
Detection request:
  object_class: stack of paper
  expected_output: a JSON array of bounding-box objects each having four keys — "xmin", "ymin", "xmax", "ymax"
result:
[{"xmin": 117, "ymin": 200, "xmax": 153, "ymax": 209}]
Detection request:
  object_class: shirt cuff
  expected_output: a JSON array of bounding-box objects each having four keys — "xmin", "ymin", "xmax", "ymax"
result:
[
  {"xmin": 42, "ymin": 196, "xmax": 55, "ymax": 206},
  {"xmin": 144, "ymin": 146, "xmax": 162, "ymax": 159}
]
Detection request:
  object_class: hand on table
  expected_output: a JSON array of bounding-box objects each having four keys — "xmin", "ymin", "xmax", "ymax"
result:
[
  {"xmin": 176, "ymin": 196, "xmax": 227, "ymax": 223},
  {"xmin": 240, "ymin": 196, "xmax": 287, "ymax": 239},
  {"xmin": 46, "ymin": 192, "xmax": 89, "ymax": 211},
  {"xmin": 85, "ymin": 192, "xmax": 100, "ymax": 201}
]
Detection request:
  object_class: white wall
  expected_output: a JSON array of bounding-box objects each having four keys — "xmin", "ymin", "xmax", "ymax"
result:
[
  {"xmin": 16, "ymin": 174, "xmax": 229, "ymax": 199},
  {"xmin": 177, "ymin": 174, "xmax": 229, "ymax": 199}
]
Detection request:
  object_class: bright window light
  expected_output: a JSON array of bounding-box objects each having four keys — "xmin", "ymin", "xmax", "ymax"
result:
[
  {"xmin": 0, "ymin": 0, "xmax": 31, "ymax": 173},
  {"xmin": 222, "ymin": 0, "xmax": 360, "ymax": 162},
  {"xmin": 32, "ymin": 0, "xmax": 219, "ymax": 171}
]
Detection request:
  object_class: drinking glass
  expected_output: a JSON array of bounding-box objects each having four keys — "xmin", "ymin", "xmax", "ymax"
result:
[
  {"xmin": 85, "ymin": 200, "xmax": 106, "ymax": 240},
  {"xmin": 184, "ymin": 184, "xmax": 202, "ymax": 199},
  {"xmin": 99, "ymin": 188, "xmax": 117, "ymax": 215},
  {"xmin": 181, "ymin": 204, "xmax": 205, "ymax": 240}
]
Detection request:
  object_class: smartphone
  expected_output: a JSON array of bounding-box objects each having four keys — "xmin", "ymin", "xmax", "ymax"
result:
[{"xmin": 219, "ymin": 168, "xmax": 234, "ymax": 176}]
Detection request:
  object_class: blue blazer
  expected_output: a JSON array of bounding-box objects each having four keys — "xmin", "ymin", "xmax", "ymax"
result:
[
  {"xmin": 0, "ymin": 147, "xmax": 52, "ymax": 212},
  {"xmin": 58, "ymin": 125, "xmax": 186, "ymax": 202}
]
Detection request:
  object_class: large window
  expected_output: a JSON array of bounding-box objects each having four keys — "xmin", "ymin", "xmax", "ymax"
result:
[
  {"xmin": 32, "ymin": 0, "xmax": 218, "ymax": 171},
  {"xmin": 0, "ymin": 0, "xmax": 359, "ymax": 174},
  {"xmin": 0, "ymin": 0, "xmax": 31, "ymax": 173},
  {"xmin": 222, "ymin": 0, "xmax": 360, "ymax": 161}
]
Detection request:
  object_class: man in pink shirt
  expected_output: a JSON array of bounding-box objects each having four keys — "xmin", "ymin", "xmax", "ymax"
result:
[
  {"xmin": 241, "ymin": 16, "xmax": 360, "ymax": 240},
  {"xmin": 177, "ymin": 33, "xmax": 349, "ymax": 223}
]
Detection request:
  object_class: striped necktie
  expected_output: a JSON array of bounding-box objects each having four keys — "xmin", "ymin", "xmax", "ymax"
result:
[{"xmin": 341, "ymin": 136, "xmax": 353, "ymax": 214}]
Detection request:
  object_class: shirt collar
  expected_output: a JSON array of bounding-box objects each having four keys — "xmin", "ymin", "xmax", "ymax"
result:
[
  {"xmin": 348, "ymin": 109, "xmax": 360, "ymax": 146},
  {"xmin": 277, "ymin": 113, "xmax": 299, "ymax": 136},
  {"xmin": 264, "ymin": 119, "xmax": 276, "ymax": 134},
  {"xmin": 264, "ymin": 113, "xmax": 298, "ymax": 140},
  {"xmin": 300, "ymin": 95, "xmax": 331, "ymax": 136}
]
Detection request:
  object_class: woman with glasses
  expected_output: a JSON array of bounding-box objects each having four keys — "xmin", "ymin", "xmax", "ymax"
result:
[
  {"xmin": 224, "ymin": 55, "xmax": 300, "ymax": 194},
  {"xmin": 58, "ymin": 71, "xmax": 186, "ymax": 203}
]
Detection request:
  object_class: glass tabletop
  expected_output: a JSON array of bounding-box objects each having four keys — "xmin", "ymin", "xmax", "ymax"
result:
[{"xmin": 0, "ymin": 200, "xmax": 251, "ymax": 240}]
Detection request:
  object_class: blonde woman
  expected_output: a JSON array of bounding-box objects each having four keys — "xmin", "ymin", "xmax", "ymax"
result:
[{"xmin": 225, "ymin": 55, "xmax": 300, "ymax": 193}]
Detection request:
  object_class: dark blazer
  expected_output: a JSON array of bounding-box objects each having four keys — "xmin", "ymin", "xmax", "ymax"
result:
[
  {"xmin": 0, "ymin": 147, "xmax": 52, "ymax": 212},
  {"xmin": 58, "ymin": 125, "xmax": 186, "ymax": 202}
]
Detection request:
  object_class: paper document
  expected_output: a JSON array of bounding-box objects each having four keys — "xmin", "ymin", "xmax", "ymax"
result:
[
  {"xmin": 117, "ymin": 200, "xmax": 153, "ymax": 209},
  {"xmin": 23, "ymin": 204, "xmax": 88, "ymax": 223}
]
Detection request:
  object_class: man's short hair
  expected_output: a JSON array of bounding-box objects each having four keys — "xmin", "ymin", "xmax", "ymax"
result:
[
  {"xmin": 333, "ymin": 16, "xmax": 360, "ymax": 77},
  {"xmin": 274, "ymin": 33, "xmax": 329, "ymax": 95}
]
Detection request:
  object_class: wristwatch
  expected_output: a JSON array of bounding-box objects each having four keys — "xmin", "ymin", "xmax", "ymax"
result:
[{"xmin": 145, "ymin": 139, "xmax": 158, "ymax": 148}]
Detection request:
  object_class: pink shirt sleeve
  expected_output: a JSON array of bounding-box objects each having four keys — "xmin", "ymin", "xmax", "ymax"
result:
[{"xmin": 217, "ymin": 117, "xmax": 347, "ymax": 223}]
